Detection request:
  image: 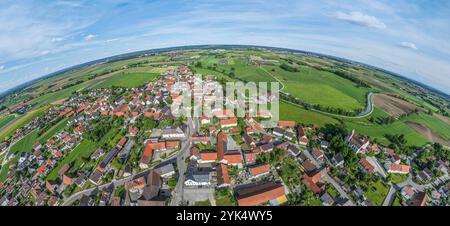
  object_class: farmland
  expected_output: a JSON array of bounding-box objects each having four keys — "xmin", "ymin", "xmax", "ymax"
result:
[{"xmin": 93, "ymin": 72, "xmax": 160, "ymax": 88}]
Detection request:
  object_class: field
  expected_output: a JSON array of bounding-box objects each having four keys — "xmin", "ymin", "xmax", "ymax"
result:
[
  {"xmin": 46, "ymin": 140, "xmax": 97, "ymax": 181},
  {"xmin": 0, "ymin": 106, "xmax": 49, "ymax": 141},
  {"xmin": 0, "ymin": 115, "xmax": 16, "ymax": 130},
  {"xmin": 93, "ymin": 72, "xmax": 159, "ymax": 88},
  {"xmin": 279, "ymin": 102, "xmax": 339, "ymax": 126},
  {"xmin": 404, "ymin": 113, "xmax": 450, "ymax": 141},
  {"xmin": 373, "ymin": 94, "xmax": 418, "ymax": 118}
]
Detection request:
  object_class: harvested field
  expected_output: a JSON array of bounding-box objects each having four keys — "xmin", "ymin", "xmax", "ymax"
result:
[
  {"xmin": 373, "ymin": 94, "xmax": 418, "ymax": 118},
  {"xmin": 406, "ymin": 121, "xmax": 449, "ymax": 146}
]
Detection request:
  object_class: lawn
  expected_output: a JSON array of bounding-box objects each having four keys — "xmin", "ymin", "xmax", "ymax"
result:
[
  {"xmin": 0, "ymin": 130, "xmax": 38, "ymax": 182},
  {"xmin": 46, "ymin": 140, "xmax": 97, "ymax": 181},
  {"xmin": 194, "ymin": 200, "xmax": 211, "ymax": 206},
  {"xmin": 0, "ymin": 105, "xmax": 49, "ymax": 141},
  {"xmin": 0, "ymin": 115, "xmax": 16, "ymax": 130},
  {"xmin": 215, "ymin": 189, "xmax": 236, "ymax": 206},
  {"xmin": 38, "ymin": 117, "xmax": 69, "ymax": 144},
  {"xmin": 364, "ymin": 180, "xmax": 389, "ymax": 206},
  {"xmin": 279, "ymin": 102, "xmax": 339, "ymax": 126},
  {"xmin": 389, "ymin": 173, "xmax": 409, "ymax": 184},
  {"xmin": 93, "ymin": 72, "xmax": 159, "ymax": 88}
]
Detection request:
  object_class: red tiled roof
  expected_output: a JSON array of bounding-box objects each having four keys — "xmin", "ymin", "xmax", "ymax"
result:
[
  {"xmin": 217, "ymin": 164, "xmax": 230, "ymax": 185},
  {"xmin": 278, "ymin": 121, "xmax": 296, "ymax": 128},
  {"xmin": 200, "ymin": 151, "xmax": 218, "ymax": 161},
  {"xmin": 224, "ymin": 151, "xmax": 243, "ymax": 164},
  {"xmin": 236, "ymin": 182, "xmax": 285, "ymax": 206},
  {"xmin": 249, "ymin": 164, "xmax": 270, "ymax": 177}
]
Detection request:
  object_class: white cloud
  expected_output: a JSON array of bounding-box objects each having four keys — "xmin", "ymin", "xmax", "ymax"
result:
[
  {"xmin": 84, "ymin": 34, "xmax": 96, "ymax": 41},
  {"xmin": 0, "ymin": 65, "xmax": 4, "ymax": 71},
  {"xmin": 51, "ymin": 37, "xmax": 64, "ymax": 42},
  {"xmin": 399, "ymin": 42, "xmax": 417, "ymax": 50},
  {"xmin": 41, "ymin": 50, "xmax": 50, "ymax": 55},
  {"xmin": 334, "ymin": 11, "xmax": 387, "ymax": 29}
]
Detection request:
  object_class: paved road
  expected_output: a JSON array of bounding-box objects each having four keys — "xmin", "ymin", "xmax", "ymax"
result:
[
  {"xmin": 170, "ymin": 117, "xmax": 196, "ymax": 206},
  {"xmin": 383, "ymin": 185, "xmax": 396, "ymax": 206},
  {"xmin": 366, "ymin": 156, "xmax": 387, "ymax": 179}
]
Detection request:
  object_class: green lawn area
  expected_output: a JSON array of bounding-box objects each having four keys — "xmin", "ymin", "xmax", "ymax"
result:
[
  {"xmin": 93, "ymin": 72, "xmax": 159, "ymax": 88},
  {"xmin": 0, "ymin": 115, "xmax": 16, "ymax": 130},
  {"xmin": 215, "ymin": 189, "xmax": 236, "ymax": 206},
  {"xmin": 194, "ymin": 200, "xmax": 211, "ymax": 206},
  {"xmin": 279, "ymin": 101, "xmax": 339, "ymax": 126},
  {"xmin": 392, "ymin": 195, "xmax": 402, "ymax": 206},
  {"xmin": 402, "ymin": 113, "xmax": 450, "ymax": 140},
  {"xmin": 326, "ymin": 186, "xmax": 339, "ymax": 199},
  {"xmin": 0, "ymin": 105, "xmax": 49, "ymax": 141},
  {"xmin": 30, "ymin": 82, "xmax": 91, "ymax": 107},
  {"xmin": 364, "ymin": 180, "xmax": 389, "ymax": 206},
  {"xmin": 46, "ymin": 140, "xmax": 97, "ymax": 181},
  {"xmin": 0, "ymin": 162, "xmax": 10, "ymax": 182},
  {"xmin": 264, "ymin": 64, "xmax": 371, "ymax": 111},
  {"xmin": 38, "ymin": 117, "xmax": 69, "ymax": 144},
  {"xmin": 389, "ymin": 173, "xmax": 409, "ymax": 184}
]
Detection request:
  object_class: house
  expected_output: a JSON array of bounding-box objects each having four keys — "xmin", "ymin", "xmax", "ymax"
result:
[
  {"xmin": 359, "ymin": 158, "xmax": 375, "ymax": 173},
  {"xmin": 243, "ymin": 133, "xmax": 256, "ymax": 148},
  {"xmin": 244, "ymin": 151, "xmax": 257, "ymax": 165},
  {"xmin": 129, "ymin": 127, "xmax": 139, "ymax": 137},
  {"xmin": 272, "ymin": 127, "xmax": 285, "ymax": 137},
  {"xmin": 201, "ymin": 115, "xmax": 211, "ymax": 125},
  {"xmin": 277, "ymin": 121, "xmax": 296, "ymax": 128},
  {"xmin": 223, "ymin": 151, "xmax": 243, "ymax": 166},
  {"xmin": 155, "ymin": 164, "xmax": 175, "ymax": 178},
  {"xmin": 297, "ymin": 127, "xmax": 309, "ymax": 146},
  {"xmin": 384, "ymin": 163, "xmax": 410, "ymax": 174},
  {"xmin": 125, "ymin": 177, "xmax": 146, "ymax": 193},
  {"xmin": 303, "ymin": 170, "xmax": 326, "ymax": 194},
  {"xmin": 311, "ymin": 147, "xmax": 324, "ymax": 161},
  {"xmin": 412, "ymin": 192, "xmax": 428, "ymax": 206},
  {"xmin": 58, "ymin": 164, "xmax": 70, "ymax": 177},
  {"xmin": 216, "ymin": 163, "xmax": 230, "ymax": 187},
  {"xmin": 321, "ymin": 192, "xmax": 334, "ymax": 206},
  {"xmin": 89, "ymin": 169, "xmax": 103, "ymax": 185},
  {"xmin": 287, "ymin": 145, "xmax": 300, "ymax": 157},
  {"xmin": 401, "ymin": 186, "xmax": 415, "ymax": 200},
  {"xmin": 161, "ymin": 126, "xmax": 185, "ymax": 140},
  {"xmin": 184, "ymin": 171, "xmax": 212, "ymax": 187},
  {"xmin": 346, "ymin": 130, "xmax": 370, "ymax": 153},
  {"xmin": 331, "ymin": 154, "xmax": 344, "ymax": 167},
  {"xmin": 248, "ymin": 164, "xmax": 271, "ymax": 179},
  {"xmin": 140, "ymin": 142, "xmax": 154, "ymax": 169},
  {"xmin": 416, "ymin": 169, "xmax": 433, "ymax": 182},
  {"xmin": 199, "ymin": 151, "xmax": 218, "ymax": 163},
  {"xmin": 74, "ymin": 174, "xmax": 87, "ymax": 188},
  {"xmin": 320, "ymin": 140, "xmax": 329, "ymax": 149},
  {"xmin": 79, "ymin": 195, "xmax": 94, "ymax": 206},
  {"xmin": 220, "ymin": 118, "xmax": 238, "ymax": 128},
  {"xmin": 235, "ymin": 181, "xmax": 286, "ymax": 206},
  {"xmin": 258, "ymin": 143, "xmax": 273, "ymax": 153}
]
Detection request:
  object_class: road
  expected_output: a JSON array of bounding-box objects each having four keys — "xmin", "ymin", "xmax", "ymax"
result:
[
  {"xmin": 383, "ymin": 185, "xmax": 396, "ymax": 206},
  {"xmin": 170, "ymin": 117, "xmax": 197, "ymax": 206},
  {"xmin": 366, "ymin": 156, "xmax": 387, "ymax": 179},
  {"xmin": 62, "ymin": 118, "xmax": 196, "ymax": 206}
]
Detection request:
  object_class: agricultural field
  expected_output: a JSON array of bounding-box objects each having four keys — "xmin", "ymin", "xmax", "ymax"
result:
[
  {"xmin": 0, "ymin": 114, "xmax": 16, "ymax": 130},
  {"xmin": 0, "ymin": 105, "xmax": 49, "ymax": 141},
  {"xmin": 279, "ymin": 102, "xmax": 339, "ymax": 126},
  {"xmin": 93, "ymin": 72, "xmax": 160, "ymax": 88}
]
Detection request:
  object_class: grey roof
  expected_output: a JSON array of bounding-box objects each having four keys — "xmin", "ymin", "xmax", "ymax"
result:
[
  {"xmin": 320, "ymin": 192, "xmax": 334, "ymax": 205},
  {"xmin": 187, "ymin": 171, "xmax": 211, "ymax": 183},
  {"xmin": 155, "ymin": 164, "xmax": 175, "ymax": 175}
]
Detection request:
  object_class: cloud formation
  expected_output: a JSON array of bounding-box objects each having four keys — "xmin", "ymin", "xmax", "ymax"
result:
[
  {"xmin": 334, "ymin": 11, "xmax": 387, "ymax": 29},
  {"xmin": 84, "ymin": 34, "xmax": 96, "ymax": 41},
  {"xmin": 399, "ymin": 42, "xmax": 417, "ymax": 50}
]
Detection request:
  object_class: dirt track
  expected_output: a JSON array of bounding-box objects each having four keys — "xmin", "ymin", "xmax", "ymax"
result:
[
  {"xmin": 373, "ymin": 94, "xmax": 417, "ymax": 118},
  {"xmin": 406, "ymin": 121, "xmax": 449, "ymax": 146}
]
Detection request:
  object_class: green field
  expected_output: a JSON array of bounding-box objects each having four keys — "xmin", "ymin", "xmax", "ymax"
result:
[
  {"xmin": 93, "ymin": 72, "xmax": 159, "ymax": 88},
  {"xmin": 402, "ymin": 113, "xmax": 450, "ymax": 140},
  {"xmin": 0, "ymin": 115, "xmax": 16, "ymax": 130},
  {"xmin": 279, "ymin": 101, "xmax": 339, "ymax": 126},
  {"xmin": 46, "ymin": 140, "xmax": 97, "ymax": 181},
  {"xmin": 38, "ymin": 118, "xmax": 70, "ymax": 144},
  {"xmin": 0, "ymin": 106, "xmax": 49, "ymax": 141}
]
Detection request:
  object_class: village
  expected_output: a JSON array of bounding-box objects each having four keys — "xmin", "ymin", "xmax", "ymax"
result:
[{"xmin": 0, "ymin": 66, "xmax": 448, "ymax": 207}]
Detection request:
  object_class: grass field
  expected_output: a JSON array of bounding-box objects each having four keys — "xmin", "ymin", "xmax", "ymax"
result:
[
  {"xmin": 364, "ymin": 180, "xmax": 389, "ymax": 206},
  {"xmin": 402, "ymin": 113, "xmax": 450, "ymax": 140},
  {"xmin": 0, "ymin": 106, "xmax": 49, "ymax": 141},
  {"xmin": 0, "ymin": 115, "xmax": 16, "ymax": 130},
  {"xmin": 265, "ymin": 65, "xmax": 370, "ymax": 111},
  {"xmin": 93, "ymin": 72, "xmax": 159, "ymax": 88},
  {"xmin": 279, "ymin": 102, "xmax": 339, "ymax": 126},
  {"xmin": 38, "ymin": 118, "xmax": 69, "ymax": 144},
  {"xmin": 390, "ymin": 173, "xmax": 409, "ymax": 184},
  {"xmin": 46, "ymin": 140, "xmax": 97, "ymax": 181},
  {"xmin": 194, "ymin": 200, "xmax": 211, "ymax": 206}
]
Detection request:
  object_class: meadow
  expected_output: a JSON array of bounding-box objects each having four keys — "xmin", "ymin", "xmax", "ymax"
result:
[
  {"xmin": 0, "ymin": 115, "xmax": 16, "ymax": 130},
  {"xmin": 93, "ymin": 72, "xmax": 159, "ymax": 88}
]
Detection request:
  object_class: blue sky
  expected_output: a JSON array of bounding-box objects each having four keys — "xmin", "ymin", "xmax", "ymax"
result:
[{"xmin": 0, "ymin": 0, "xmax": 449, "ymax": 94}]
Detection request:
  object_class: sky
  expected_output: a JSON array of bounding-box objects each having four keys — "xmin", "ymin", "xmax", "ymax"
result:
[{"xmin": 0, "ymin": 0, "xmax": 449, "ymax": 94}]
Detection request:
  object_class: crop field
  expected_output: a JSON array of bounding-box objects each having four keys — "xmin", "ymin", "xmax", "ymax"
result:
[
  {"xmin": 0, "ymin": 115, "xmax": 16, "ymax": 130},
  {"xmin": 46, "ymin": 140, "xmax": 97, "ymax": 181},
  {"xmin": 93, "ymin": 72, "xmax": 159, "ymax": 88},
  {"xmin": 403, "ymin": 113, "xmax": 450, "ymax": 141},
  {"xmin": 279, "ymin": 102, "xmax": 339, "ymax": 126},
  {"xmin": 0, "ymin": 105, "xmax": 50, "ymax": 141}
]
